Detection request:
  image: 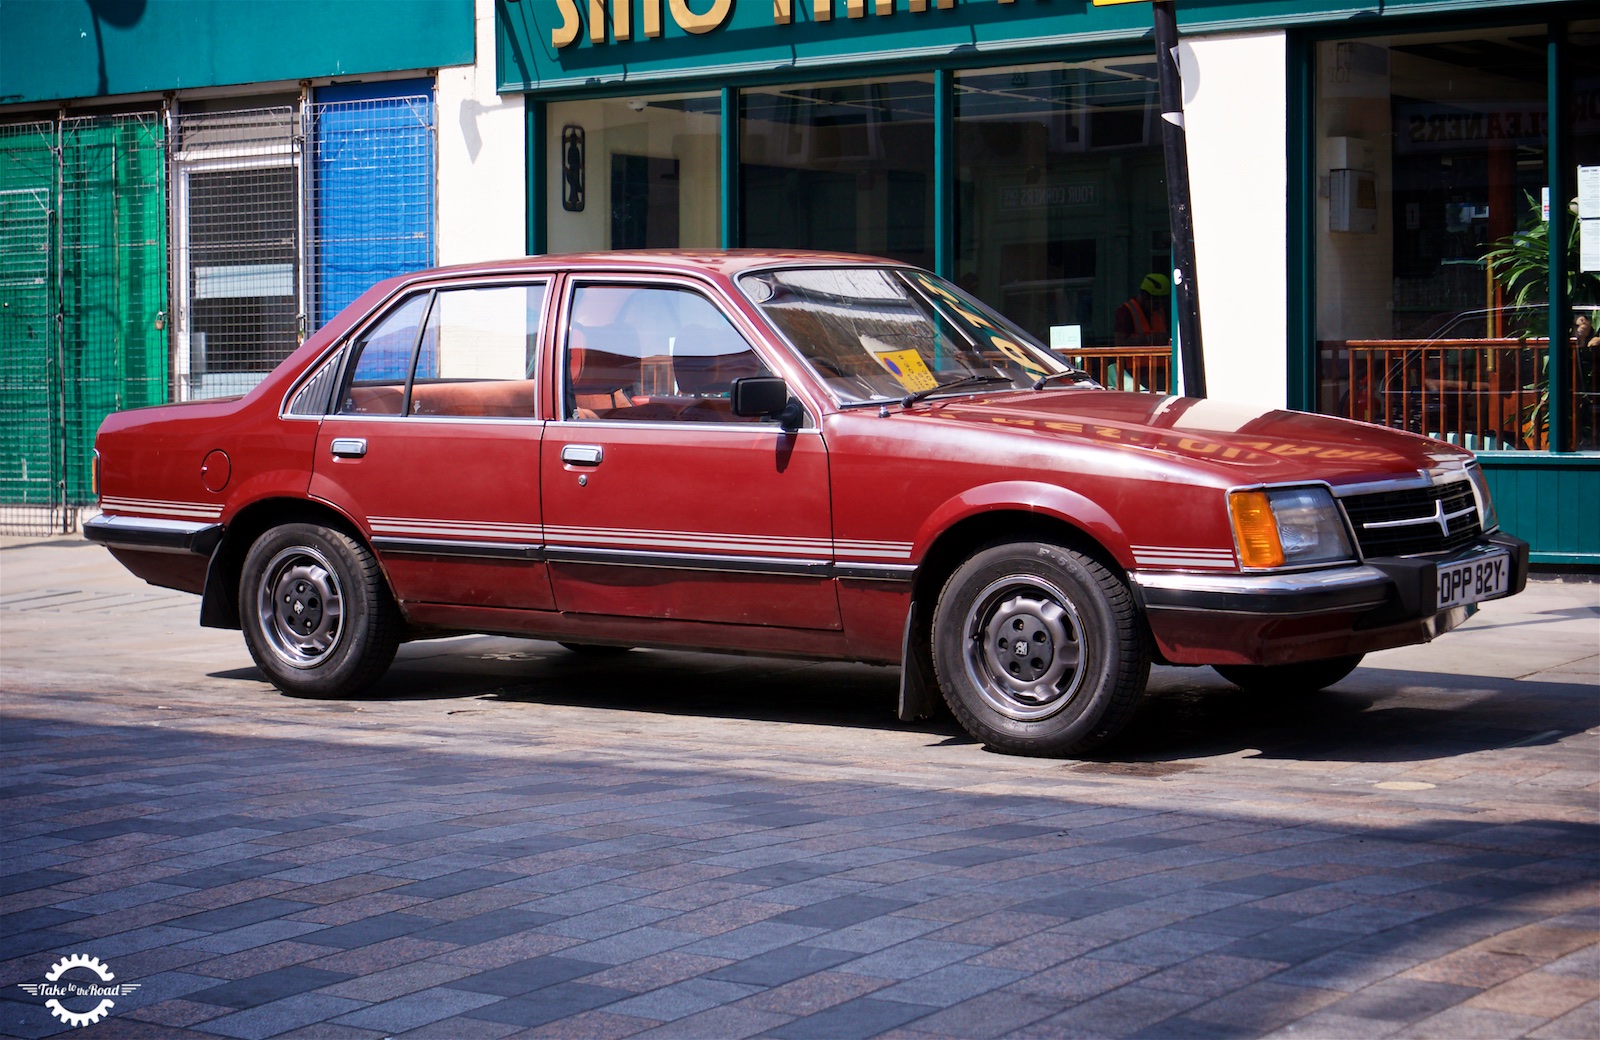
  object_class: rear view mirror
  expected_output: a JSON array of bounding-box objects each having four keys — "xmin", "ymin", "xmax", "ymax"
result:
[{"xmin": 731, "ymin": 376, "xmax": 801, "ymax": 430}]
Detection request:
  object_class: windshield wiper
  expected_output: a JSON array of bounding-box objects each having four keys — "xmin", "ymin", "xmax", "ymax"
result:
[
  {"xmin": 1031, "ymin": 370, "xmax": 1095, "ymax": 391},
  {"xmin": 901, "ymin": 374, "xmax": 1013, "ymax": 407}
]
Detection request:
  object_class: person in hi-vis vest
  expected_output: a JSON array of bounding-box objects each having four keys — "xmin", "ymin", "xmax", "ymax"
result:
[{"xmin": 1114, "ymin": 272, "xmax": 1170, "ymax": 346}]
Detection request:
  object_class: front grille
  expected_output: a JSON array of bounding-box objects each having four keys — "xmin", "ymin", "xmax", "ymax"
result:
[{"xmin": 1340, "ymin": 480, "xmax": 1482, "ymax": 559}]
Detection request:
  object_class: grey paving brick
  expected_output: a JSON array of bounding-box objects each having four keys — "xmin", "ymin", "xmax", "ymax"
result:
[
  {"xmin": 382, "ymin": 869, "xmax": 524, "ymax": 899},
  {"xmin": 447, "ymin": 955, "xmax": 613, "ymax": 997},
  {"xmin": 170, "ymin": 898, "xmax": 318, "ymax": 933},
  {"xmin": 768, "ymin": 995, "xmax": 938, "ymax": 1038},
  {"xmin": 874, "ymin": 963, "xmax": 1027, "ymax": 1007},
  {"xmin": 555, "ymin": 925, "xmax": 703, "ymax": 965},
  {"xmin": 460, "ymin": 982, "xmax": 635, "ymax": 1027},
  {"xmin": 329, "ymin": 986, "xmax": 501, "ymax": 1032},
  {"xmin": 707, "ymin": 943, "xmax": 858, "ymax": 986},
  {"xmin": 410, "ymin": 908, "xmax": 556, "ymax": 945},
  {"xmin": 1323, "ymin": 977, "xmax": 1485, "ymax": 1024},
  {"xmin": 769, "ymin": 895, "xmax": 918, "ymax": 929},
  {"xmin": 193, "ymin": 992, "xmax": 367, "ymax": 1040},
  {"xmin": 604, "ymin": 977, "xmax": 762, "ymax": 1021},
  {"xmin": 679, "ymin": 921, "xmax": 827, "ymax": 959},
  {"xmin": 188, "ymin": 966, "xmax": 355, "ymax": 1009},
  {"xmin": 297, "ymin": 912, "xmax": 444, "ymax": 949},
  {"xmin": 834, "ymin": 939, "xmax": 989, "ymax": 980}
]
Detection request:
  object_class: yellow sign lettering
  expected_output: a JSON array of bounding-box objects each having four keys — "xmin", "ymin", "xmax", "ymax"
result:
[
  {"xmin": 669, "ymin": 0, "xmax": 733, "ymax": 33},
  {"xmin": 553, "ymin": 0, "xmax": 582, "ymax": 47}
]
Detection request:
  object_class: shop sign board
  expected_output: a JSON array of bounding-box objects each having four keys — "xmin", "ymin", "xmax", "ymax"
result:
[{"xmin": 496, "ymin": 0, "xmax": 1577, "ymax": 95}]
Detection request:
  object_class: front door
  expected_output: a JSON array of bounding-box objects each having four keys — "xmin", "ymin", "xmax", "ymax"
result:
[
  {"xmin": 310, "ymin": 280, "xmax": 554, "ymax": 611},
  {"xmin": 541, "ymin": 279, "xmax": 838, "ymax": 629}
]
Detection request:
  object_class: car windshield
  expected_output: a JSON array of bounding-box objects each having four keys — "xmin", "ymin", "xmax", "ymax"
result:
[{"xmin": 739, "ymin": 266, "xmax": 1079, "ymax": 405}]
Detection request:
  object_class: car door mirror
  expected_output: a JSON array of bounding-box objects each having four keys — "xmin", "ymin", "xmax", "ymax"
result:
[{"xmin": 731, "ymin": 376, "xmax": 802, "ymax": 430}]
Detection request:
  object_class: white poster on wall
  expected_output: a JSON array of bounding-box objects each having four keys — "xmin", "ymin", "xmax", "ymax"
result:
[
  {"xmin": 1582, "ymin": 218, "xmax": 1600, "ymax": 274},
  {"xmin": 1579, "ymin": 165, "xmax": 1599, "ymax": 219}
]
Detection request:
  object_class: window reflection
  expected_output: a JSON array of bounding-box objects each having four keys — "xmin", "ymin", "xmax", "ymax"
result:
[
  {"xmin": 740, "ymin": 77, "xmax": 934, "ymax": 268},
  {"xmin": 956, "ymin": 61, "xmax": 1169, "ymax": 352}
]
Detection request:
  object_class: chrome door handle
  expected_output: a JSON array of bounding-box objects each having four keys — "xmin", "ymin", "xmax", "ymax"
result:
[
  {"xmin": 330, "ymin": 437, "xmax": 367, "ymax": 459},
  {"xmin": 561, "ymin": 444, "xmax": 603, "ymax": 466}
]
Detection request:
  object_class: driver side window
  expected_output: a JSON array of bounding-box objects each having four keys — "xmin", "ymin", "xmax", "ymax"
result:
[{"xmin": 565, "ymin": 284, "xmax": 771, "ymax": 423}]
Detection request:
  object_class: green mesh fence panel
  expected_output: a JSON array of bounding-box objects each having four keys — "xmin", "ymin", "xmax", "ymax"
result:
[
  {"xmin": 0, "ymin": 114, "xmax": 167, "ymax": 534},
  {"xmin": 0, "ymin": 122, "xmax": 57, "ymax": 531},
  {"xmin": 60, "ymin": 114, "xmax": 169, "ymax": 503}
]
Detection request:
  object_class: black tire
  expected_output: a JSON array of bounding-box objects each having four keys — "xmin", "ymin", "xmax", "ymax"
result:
[
  {"xmin": 1213, "ymin": 654, "xmax": 1363, "ymax": 693},
  {"xmin": 239, "ymin": 523, "xmax": 400, "ymax": 697},
  {"xmin": 932, "ymin": 541, "xmax": 1151, "ymax": 757},
  {"xmin": 558, "ymin": 642, "xmax": 632, "ymax": 657}
]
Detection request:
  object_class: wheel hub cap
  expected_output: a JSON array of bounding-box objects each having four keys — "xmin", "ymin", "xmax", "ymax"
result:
[
  {"xmin": 257, "ymin": 548, "xmax": 344, "ymax": 669},
  {"xmin": 965, "ymin": 580, "xmax": 1087, "ymax": 721}
]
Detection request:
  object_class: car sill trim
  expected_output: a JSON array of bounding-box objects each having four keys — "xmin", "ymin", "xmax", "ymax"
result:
[
  {"xmin": 545, "ymin": 546, "xmax": 833, "ymax": 577},
  {"xmin": 371, "ymin": 537, "xmax": 545, "ymax": 561}
]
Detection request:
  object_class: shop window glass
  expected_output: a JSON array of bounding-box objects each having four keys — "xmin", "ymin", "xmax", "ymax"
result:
[
  {"xmin": 1568, "ymin": 21, "xmax": 1600, "ymax": 450},
  {"xmin": 955, "ymin": 61, "xmax": 1171, "ymax": 393},
  {"xmin": 1310, "ymin": 26, "xmax": 1592, "ymax": 452},
  {"xmin": 741, "ymin": 76, "xmax": 935, "ymax": 269},
  {"xmin": 547, "ymin": 92, "xmax": 721, "ymax": 253}
]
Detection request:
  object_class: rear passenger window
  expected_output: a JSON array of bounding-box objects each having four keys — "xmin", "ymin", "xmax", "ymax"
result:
[
  {"xmin": 339, "ymin": 283, "xmax": 547, "ymax": 419},
  {"xmin": 342, "ymin": 294, "xmax": 429, "ymax": 415}
]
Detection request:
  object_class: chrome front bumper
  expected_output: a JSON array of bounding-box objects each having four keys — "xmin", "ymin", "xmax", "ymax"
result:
[{"xmin": 1130, "ymin": 532, "xmax": 1530, "ymax": 666}]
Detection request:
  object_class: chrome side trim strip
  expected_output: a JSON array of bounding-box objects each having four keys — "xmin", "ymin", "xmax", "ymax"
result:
[
  {"xmin": 371, "ymin": 538, "xmax": 544, "ymax": 561},
  {"xmin": 834, "ymin": 562, "xmax": 917, "ymax": 583},
  {"xmin": 545, "ymin": 545, "xmax": 833, "ymax": 577}
]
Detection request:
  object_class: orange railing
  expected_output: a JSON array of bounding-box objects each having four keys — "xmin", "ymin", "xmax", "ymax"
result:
[
  {"xmin": 1061, "ymin": 346, "xmax": 1172, "ymax": 394},
  {"xmin": 1327, "ymin": 338, "xmax": 1546, "ymax": 451}
]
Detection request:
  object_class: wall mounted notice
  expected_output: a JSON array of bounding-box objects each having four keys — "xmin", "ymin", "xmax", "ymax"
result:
[{"xmin": 1580, "ymin": 166, "xmax": 1599, "ymax": 272}]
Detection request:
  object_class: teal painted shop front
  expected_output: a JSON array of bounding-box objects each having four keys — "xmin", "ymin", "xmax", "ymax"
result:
[{"xmin": 502, "ymin": 0, "xmax": 1599, "ymax": 565}]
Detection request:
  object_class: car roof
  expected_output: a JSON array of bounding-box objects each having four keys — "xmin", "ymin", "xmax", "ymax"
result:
[{"xmin": 386, "ymin": 249, "xmax": 909, "ymax": 288}]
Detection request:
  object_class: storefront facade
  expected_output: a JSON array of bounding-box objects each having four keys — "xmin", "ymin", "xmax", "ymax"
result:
[
  {"xmin": 0, "ymin": 0, "xmax": 504, "ymax": 533},
  {"xmin": 501, "ymin": 0, "xmax": 1598, "ymax": 564}
]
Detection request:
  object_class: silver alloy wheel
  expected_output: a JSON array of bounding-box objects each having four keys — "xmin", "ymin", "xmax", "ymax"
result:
[
  {"xmin": 962, "ymin": 575, "xmax": 1087, "ymax": 721},
  {"xmin": 255, "ymin": 544, "xmax": 344, "ymax": 669}
]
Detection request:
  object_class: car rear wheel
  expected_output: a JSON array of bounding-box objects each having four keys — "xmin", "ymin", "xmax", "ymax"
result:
[
  {"xmin": 240, "ymin": 523, "xmax": 400, "ymax": 698},
  {"xmin": 1212, "ymin": 654, "xmax": 1364, "ymax": 693},
  {"xmin": 932, "ymin": 541, "xmax": 1151, "ymax": 757}
]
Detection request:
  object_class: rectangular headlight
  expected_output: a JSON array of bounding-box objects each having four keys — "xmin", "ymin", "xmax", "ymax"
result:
[
  {"xmin": 1466, "ymin": 464, "xmax": 1499, "ymax": 533},
  {"xmin": 1230, "ymin": 486, "xmax": 1356, "ymax": 569}
]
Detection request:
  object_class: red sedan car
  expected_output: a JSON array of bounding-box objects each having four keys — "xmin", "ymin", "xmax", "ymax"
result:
[{"xmin": 87, "ymin": 252, "xmax": 1527, "ymax": 756}]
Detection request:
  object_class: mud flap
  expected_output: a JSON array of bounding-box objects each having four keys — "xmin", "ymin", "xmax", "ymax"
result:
[{"xmin": 897, "ymin": 599, "xmax": 938, "ymax": 722}]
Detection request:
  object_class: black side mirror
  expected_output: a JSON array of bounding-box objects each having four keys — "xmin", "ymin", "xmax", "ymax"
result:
[{"xmin": 731, "ymin": 376, "xmax": 802, "ymax": 430}]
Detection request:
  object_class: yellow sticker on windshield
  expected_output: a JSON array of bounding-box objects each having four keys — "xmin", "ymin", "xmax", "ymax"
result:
[{"xmin": 876, "ymin": 350, "xmax": 938, "ymax": 392}]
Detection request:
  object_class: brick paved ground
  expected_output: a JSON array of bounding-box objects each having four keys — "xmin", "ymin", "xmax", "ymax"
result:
[{"xmin": 1, "ymin": 537, "xmax": 1596, "ymax": 1038}]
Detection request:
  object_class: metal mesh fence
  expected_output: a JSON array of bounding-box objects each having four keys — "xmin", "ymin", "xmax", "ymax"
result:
[
  {"xmin": 1, "ymin": 93, "xmax": 433, "ymax": 535},
  {"xmin": 173, "ymin": 106, "xmax": 300, "ymax": 400},
  {"xmin": 0, "ymin": 114, "xmax": 167, "ymax": 537},
  {"xmin": 308, "ymin": 94, "xmax": 436, "ymax": 328}
]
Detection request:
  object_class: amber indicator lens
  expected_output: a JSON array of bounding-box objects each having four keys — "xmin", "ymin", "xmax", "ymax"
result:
[{"xmin": 1229, "ymin": 490, "xmax": 1285, "ymax": 569}]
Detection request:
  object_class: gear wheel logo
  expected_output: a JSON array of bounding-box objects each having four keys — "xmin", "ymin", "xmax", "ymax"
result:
[{"xmin": 16, "ymin": 953, "xmax": 140, "ymax": 1028}]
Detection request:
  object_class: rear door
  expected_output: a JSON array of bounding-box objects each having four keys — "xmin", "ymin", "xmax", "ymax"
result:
[{"xmin": 309, "ymin": 280, "xmax": 554, "ymax": 610}]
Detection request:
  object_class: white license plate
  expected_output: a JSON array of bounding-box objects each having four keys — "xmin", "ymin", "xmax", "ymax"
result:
[{"xmin": 1436, "ymin": 552, "xmax": 1509, "ymax": 609}]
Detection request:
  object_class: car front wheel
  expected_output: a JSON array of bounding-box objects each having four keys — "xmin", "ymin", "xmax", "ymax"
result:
[
  {"xmin": 932, "ymin": 541, "xmax": 1151, "ymax": 757},
  {"xmin": 240, "ymin": 523, "xmax": 400, "ymax": 697},
  {"xmin": 1212, "ymin": 654, "xmax": 1364, "ymax": 693}
]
